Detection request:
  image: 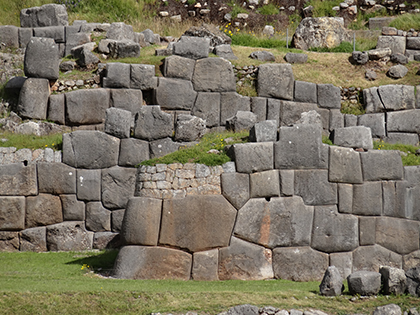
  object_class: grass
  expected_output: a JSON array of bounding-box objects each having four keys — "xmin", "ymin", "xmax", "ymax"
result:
[
  {"xmin": 390, "ymin": 13, "xmax": 420, "ymax": 31},
  {"xmin": 0, "ymin": 250, "xmax": 419, "ymax": 315},
  {"xmin": 373, "ymin": 140, "xmax": 420, "ymax": 166},
  {"xmin": 305, "ymin": 0, "xmax": 341, "ymax": 18},
  {"xmin": 0, "ymin": 132, "xmax": 62, "ymax": 150},
  {"xmin": 257, "ymin": 4, "xmax": 279, "ymax": 16}
]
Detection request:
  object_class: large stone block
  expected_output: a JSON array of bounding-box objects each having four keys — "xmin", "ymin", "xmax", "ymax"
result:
[
  {"xmin": 357, "ymin": 113, "xmax": 386, "ymax": 138},
  {"xmin": 155, "ymin": 77, "xmax": 197, "ymax": 110},
  {"xmin": 18, "ymin": 27, "xmax": 32, "ymax": 48},
  {"xmin": 133, "ymin": 105, "xmax": 173, "ymax": 141},
  {"xmin": 160, "ymin": 195, "xmax": 236, "ymax": 252},
  {"xmin": 226, "ymin": 111, "xmax": 257, "ymax": 132},
  {"xmin": 383, "ymin": 181, "xmax": 409, "ymax": 219},
  {"xmin": 317, "ymin": 84, "xmax": 341, "ymax": 109},
  {"xmin": 37, "ymin": 162, "xmax": 76, "ymax": 195},
  {"xmin": 108, "ymin": 40, "xmax": 140, "ymax": 59},
  {"xmin": 220, "ymin": 92, "xmax": 250, "ymax": 125},
  {"xmin": 17, "ymin": 78, "xmax": 49, "ymax": 120},
  {"xmin": 403, "ymin": 250, "xmax": 420, "ymax": 271},
  {"xmin": 110, "ymin": 89, "xmax": 143, "ymax": 117},
  {"xmin": 85, "ymin": 202, "xmax": 111, "ymax": 232},
  {"xmin": 221, "ymin": 173, "xmax": 249, "ymax": 210},
  {"xmin": 364, "ymin": 87, "xmax": 385, "ymax": 113},
  {"xmin": 112, "ymin": 209, "xmax": 125, "ymax": 233},
  {"xmin": 329, "ymin": 109, "xmax": 344, "ymax": 131},
  {"xmin": 63, "ymin": 131, "xmax": 120, "ymax": 169},
  {"xmin": 234, "ymin": 196, "xmax": 313, "ymax": 248},
  {"xmin": 319, "ymin": 266, "xmax": 343, "ymax": 296},
  {"xmin": 407, "ymin": 37, "xmax": 420, "ymax": 50},
  {"xmin": 192, "ymin": 92, "xmax": 220, "ymax": 127},
  {"xmin": 280, "ymin": 170, "xmax": 294, "ymax": 196},
  {"xmin": 192, "ymin": 57, "xmax": 236, "ymax": 92},
  {"xmin": 378, "ymin": 85, "xmax": 415, "ymax": 111},
  {"xmin": 93, "ymin": 231, "xmax": 120, "ymax": 249},
  {"xmin": 20, "ymin": 4, "xmax": 69, "ymax": 28},
  {"xmin": 103, "ymin": 62, "xmax": 130, "ymax": 88},
  {"xmin": 61, "ymin": 194, "xmax": 85, "ymax": 221},
  {"xmin": 130, "ymin": 64, "xmax": 157, "ymax": 90},
  {"xmin": 0, "ymin": 232, "xmax": 20, "ymax": 252},
  {"xmin": 46, "ymin": 221, "xmax": 93, "ymax": 251},
  {"xmin": 360, "ymin": 150, "xmax": 403, "ymax": 181},
  {"xmin": 251, "ymin": 97, "xmax": 267, "ymax": 122},
  {"xmin": 76, "ymin": 169, "xmax": 101, "ymax": 201},
  {"xmin": 48, "ymin": 93, "xmax": 65, "ymax": 124},
  {"xmin": 329, "ymin": 146, "xmax": 363, "ymax": 184},
  {"xmin": 0, "ymin": 25, "xmax": 19, "ymax": 48},
  {"xmin": 250, "ymin": 170, "xmax": 280, "ymax": 198},
  {"xmin": 113, "ymin": 246, "xmax": 192, "ymax": 280},
  {"xmin": 102, "ymin": 166, "xmax": 136, "ymax": 210},
  {"xmin": 104, "ymin": 107, "xmax": 132, "ymax": 139},
  {"xmin": 118, "ymin": 138, "xmax": 150, "ymax": 167},
  {"xmin": 338, "ymin": 183, "xmax": 352, "ymax": 214},
  {"xmin": 163, "ymin": 55, "xmax": 195, "ymax": 80},
  {"xmin": 192, "ymin": 249, "xmax": 219, "ymax": 281},
  {"xmin": 33, "ymin": 26, "xmax": 65, "ymax": 43},
  {"xmin": 174, "ymin": 114, "xmax": 206, "ymax": 142},
  {"xmin": 387, "ymin": 110, "xmax": 420, "ymax": 133},
  {"xmin": 20, "ymin": 226, "xmax": 47, "ymax": 252},
  {"xmin": 65, "ymin": 89, "xmax": 110, "ymax": 125},
  {"xmin": 386, "ymin": 133, "xmax": 419, "ymax": 146},
  {"xmin": 347, "ymin": 271, "xmax": 381, "ymax": 296},
  {"xmin": 380, "ymin": 266, "xmax": 407, "ymax": 295},
  {"xmin": 359, "ymin": 216, "xmax": 376, "ymax": 246},
  {"xmin": 24, "ymin": 37, "xmax": 59, "ymax": 79},
  {"xmin": 376, "ymin": 36, "xmax": 406, "ymax": 55},
  {"xmin": 173, "ymin": 36, "xmax": 210, "ymax": 60},
  {"xmin": 330, "ymin": 252, "xmax": 353, "ymax": 279},
  {"xmin": 273, "ymin": 246, "xmax": 329, "ymax": 282},
  {"xmin": 279, "ymin": 101, "xmax": 321, "ymax": 127},
  {"xmin": 294, "ymin": 81, "xmax": 317, "ymax": 103},
  {"xmin": 249, "ymin": 120, "xmax": 277, "ymax": 143},
  {"xmin": 406, "ymin": 266, "xmax": 420, "ymax": 297},
  {"xmin": 0, "ymin": 164, "xmax": 37, "ymax": 196},
  {"xmin": 332, "ymin": 126, "xmax": 373, "ymax": 150},
  {"xmin": 257, "ymin": 64, "xmax": 294, "ymax": 100},
  {"xmin": 353, "ymin": 245, "xmax": 402, "ymax": 272},
  {"xmin": 219, "ymin": 236, "xmax": 273, "ymax": 280},
  {"xmin": 64, "ymin": 32, "xmax": 90, "ymax": 56},
  {"xmin": 106, "ymin": 22, "xmax": 135, "ymax": 41},
  {"xmin": 234, "ymin": 142, "xmax": 273, "ymax": 173},
  {"xmin": 267, "ymin": 98, "xmax": 281, "ymax": 127},
  {"xmin": 120, "ymin": 197, "xmax": 162, "ymax": 246},
  {"xmin": 311, "ymin": 205, "xmax": 359, "ymax": 253},
  {"xmin": 294, "ymin": 170, "xmax": 337, "ymax": 205},
  {"xmin": 352, "ymin": 182, "xmax": 382, "ymax": 216},
  {"xmin": 0, "ymin": 197, "xmax": 25, "ymax": 230},
  {"xmin": 149, "ymin": 137, "xmax": 181, "ymax": 159},
  {"xmin": 275, "ymin": 124, "xmax": 328, "ymax": 169},
  {"xmin": 26, "ymin": 194, "xmax": 62, "ymax": 228}
]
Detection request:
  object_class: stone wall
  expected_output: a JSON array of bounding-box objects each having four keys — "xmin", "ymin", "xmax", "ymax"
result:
[{"xmin": 376, "ymin": 26, "xmax": 420, "ymax": 60}]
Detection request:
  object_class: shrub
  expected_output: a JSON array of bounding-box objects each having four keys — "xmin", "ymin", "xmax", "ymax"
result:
[
  {"xmin": 390, "ymin": 13, "xmax": 420, "ymax": 31},
  {"xmin": 306, "ymin": 0, "xmax": 341, "ymax": 17},
  {"xmin": 257, "ymin": 4, "xmax": 279, "ymax": 16}
]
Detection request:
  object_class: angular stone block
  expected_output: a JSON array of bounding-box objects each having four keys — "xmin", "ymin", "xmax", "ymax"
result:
[
  {"xmin": 24, "ymin": 37, "xmax": 60, "ymax": 79},
  {"xmin": 104, "ymin": 107, "xmax": 132, "ymax": 139},
  {"xmin": 110, "ymin": 89, "xmax": 143, "ymax": 117},
  {"xmin": 20, "ymin": 4, "xmax": 68, "ymax": 28},
  {"xmin": 102, "ymin": 166, "xmax": 136, "ymax": 210},
  {"xmin": 359, "ymin": 216, "xmax": 376, "ymax": 246},
  {"xmin": 317, "ymin": 84, "xmax": 341, "ymax": 109},
  {"xmin": 18, "ymin": 27, "xmax": 32, "ymax": 48},
  {"xmin": 160, "ymin": 195, "xmax": 236, "ymax": 252},
  {"xmin": 174, "ymin": 114, "xmax": 206, "ymax": 142},
  {"xmin": 311, "ymin": 205, "xmax": 359, "ymax": 253},
  {"xmin": 37, "ymin": 162, "xmax": 76, "ymax": 195},
  {"xmin": 387, "ymin": 109, "xmax": 420, "ymax": 133},
  {"xmin": 26, "ymin": 194, "xmax": 62, "ymax": 228},
  {"xmin": 330, "ymin": 252, "xmax": 353, "ymax": 279},
  {"xmin": 220, "ymin": 92, "xmax": 250, "ymax": 125},
  {"xmin": 192, "ymin": 57, "xmax": 236, "ymax": 92},
  {"xmin": 20, "ymin": 226, "xmax": 47, "ymax": 252},
  {"xmin": 64, "ymin": 32, "xmax": 90, "ymax": 56},
  {"xmin": 406, "ymin": 266, "xmax": 420, "ymax": 297},
  {"xmin": 347, "ymin": 271, "xmax": 381, "ymax": 296},
  {"xmin": 294, "ymin": 170, "xmax": 337, "ymax": 205},
  {"xmin": 155, "ymin": 77, "xmax": 197, "ymax": 110},
  {"xmin": 0, "ymin": 164, "xmax": 37, "ymax": 196},
  {"xmin": 273, "ymin": 246, "xmax": 329, "ymax": 282},
  {"xmin": 63, "ymin": 131, "xmax": 120, "ymax": 169},
  {"xmin": 234, "ymin": 142, "xmax": 273, "ymax": 173},
  {"xmin": 360, "ymin": 150, "xmax": 403, "ymax": 181},
  {"xmin": 219, "ymin": 237, "xmax": 273, "ymax": 280},
  {"xmin": 221, "ymin": 173, "xmax": 249, "ymax": 210},
  {"xmin": 386, "ymin": 133, "xmax": 419, "ymax": 146},
  {"xmin": 267, "ymin": 98, "xmax": 281, "ymax": 127},
  {"xmin": 0, "ymin": 196, "xmax": 25, "ymax": 230},
  {"xmin": 214, "ymin": 44, "xmax": 237, "ymax": 60},
  {"xmin": 329, "ymin": 146, "xmax": 363, "ymax": 184},
  {"xmin": 250, "ymin": 170, "xmax": 280, "ymax": 198},
  {"xmin": 383, "ymin": 181, "xmax": 409, "ymax": 219},
  {"xmin": 103, "ymin": 62, "xmax": 130, "ymax": 88},
  {"xmin": 380, "ymin": 266, "xmax": 407, "ymax": 295},
  {"xmin": 338, "ymin": 183, "xmax": 352, "ymax": 214},
  {"xmin": 353, "ymin": 245, "xmax": 402, "ymax": 272},
  {"xmin": 332, "ymin": 126, "xmax": 373, "ymax": 150},
  {"xmin": 249, "ymin": 120, "xmax": 277, "ymax": 142},
  {"xmin": 250, "ymin": 97, "xmax": 267, "ymax": 122},
  {"xmin": 378, "ymin": 85, "xmax": 415, "ymax": 111},
  {"xmin": 118, "ymin": 138, "xmax": 150, "ymax": 167},
  {"xmin": 258, "ymin": 64, "xmax": 294, "ymax": 100},
  {"xmin": 0, "ymin": 25, "xmax": 19, "ymax": 48},
  {"xmin": 48, "ymin": 93, "xmax": 65, "ymax": 124},
  {"xmin": 149, "ymin": 137, "xmax": 181, "ymax": 159},
  {"xmin": 0, "ymin": 232, "xmax": 20, "ymax": 252},
  {"xmin": 234, "ymin": 196, "xmax": 313, "ymax": 248},
  {"xmin": 294, "ymin": 81, "xmax": 317, "ymax": 103},
  {"xmin": 33, "ymin": 26, "xmax": 65, "ymax": 43},
  {"xmin": 65, "ymin": 89, "xmax": 110, "ymax": 125},
  {"xmin": 192, "ymin": 249, "xmax": 219, "ymax": 281},
  {"xmin": 163, "ymin": 55, "xmax": 195, "ymax": 80},
  {"xmin": 280, "ymin": 170, "xmax": 294, "ymax": 196},
  {"xmin": 357, "ymin": 113, "xmax": 386, "ymax": 138},
  {"xmin": 61, "ymin": 194, "xmax": 85, "ymax": 221},
  {"xmin": 352, "ymin": 182, "xmax": 382, "ymax": 216},
  {"xmin": 17, "ymin": 78, "xmax": 49, "ymax": 120},
  {"xmin": 46, "ymin": 221, "xmax": 93, "ymax": 251},
  {"xmin": 377, "ymin": 36, "xmax": 406, "ymax": 55},
  {"xmin": 364, "ymin": 87, "xmax": 385, "ymax": 113},
  {"xmin": 108, "ymin": 40, "xmax": 140, "ymax": 59},
  {"xmin": 85, "ymin": 202, "xmax": 111, "ymax": 232},
  {"xmin": 173, "ymin": 36, "xmax": 210, "ymax": 60},
  {"xmin": 319, "ymin": 266, "xmax": 343, "ymax": 296},
  {"xmin": 372, "ymin": 304, "xmax": 403, "ymax": 315},
  {"xmin": 192, "ymin": 92, "xmax": 220, "ymax": 127},
  {"xmin": 112, "ymin": 209, "xmax": 125, "ymax": 233},
  {"xmin": 76, "ymin": 169, "xmax": 101, "ymax": 202},
  {"xmin": 226, "ymin": 111, "xmax": 257, "ymax": 132},
  {"xmin": 329, "ymin": 109, "xmax": 344, "ymax": 131},
  {"xmin": 345, "ymin": 114, "xmax": 358, "ymax": 127},
  {"xmin": 133, "ymin": 105, "xmax": 173, "ymax": 141},
  {"xmin": 130, "ymin": 64, "xmax": 157, "ymax": 90},
  {"xmin": 280, "ymin": 101, "xmax": 326, "ymax": 128},
  {"xmin": 106, "ymin": 22, "xmax": 135, "ymax": 41}
]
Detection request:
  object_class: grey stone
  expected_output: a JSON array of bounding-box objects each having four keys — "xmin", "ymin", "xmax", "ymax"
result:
[
  {"xmin": 71, "ymin": 44, "xmax": 100, "ymax": 68},
  {"xmin": 149, "ymin": 137, "xmax": 181, "ymax": 159},
  {"xmin": 219, "ymin": 236, "xmax": 273, "ymax": 280},
  {"xmin": 17, "ymin": 78, "xmax": 49, "ymax": 120},
  {"xmin": 20, "ymin": 4, "xmax": 68, "ymax": 28},
  {"xmin": 377, "ymin": 36, "xmax": 406, "ymax": 55},
  {"xmin": 174, "ymin": 114, "xmax": 206, "ymax": 142},
  {"xmin": 226, "ymin": 111, "xmax": 257, "ymax": 132},
  {"xmin": 155, "ymin": 77, "xmax": 197, "ymax": 110},
  {"xmin": 0, "ymin": 25, "xmax": 19, "ymax": 48},
  {"xmin": 347, "ymin": 271, "xmax": 381, "ymax": 296},
  {"xmin": 214, "ymin": 44, "xmax": 237, "ymax": 60},
  {"xmin": 407, "ymin": 37, "xmax": 420, "ymax": 50},
  {"xmin": 329, "ymin": 146, "xmax": 363, "ymax": 184},
  {"xmin": 48, "ymin": 93, "xmax": 65, "ymax": 124},
  {"xmin": 108, "ymin": 40, "xmax": 140, "ymax": 59},
  {"xmin": 353, "ymin": 244, "xmax": 402, "ymax": 272},
  {"xmin": 359, "ymin": 217, "xmax": 376, "ymax": 245},
  {"xmin": 0, "ymin": 232, "xmax": 19, "ymax": 251},
  {"xmin": 284, "ymin": 53, "xmax": 308, "ymax": 64},
  {"xmin": 249, "ymin": 120, "xmax": 277, "ymax": 142},
  {"xmin": 18, "ymin": 27, "xmax": 32, "ymax": 48},
  {"xmin": 258, "ymin": 64, "xmax": 294, "ymax": 100},
  {"xmin": 380, "ymin": 266, "xmax": 407, "ymax": 295},
  {"xmin": 104, "ymin": 107, "xmax": 132, "ymax": 139},
  {"xmin": 267, "ymin": 98, "xmax": 281, "ymax": 127},
  {"xmin": 338, "ymin": 184, "xmax": 353, "ymax": 214},
  {"xmin": 113, "ymin": 246, "xmax": 192, "ymax": 280},
  {"xmin": 360, "ymin": 150, "xmax": 403, "ymax": 181},
  {"xmin": 249, "ymin": 51, "xmax": 275, "ymax": 61},
  {"xmin": 0, "ymin": 164, "xmax": 37, "ymax": 196},
  {"xmin": 330, "ymin": 252, "xmax": 353, "ymax": 279},
  {"xmin": 386, "ymin": 133, "xmax": 419, "ymax": 146},
  {"xmin": 235, "ymin": 196, "xmax": 313, "ymax": 248},
  {"xmin": 319, "ymin": 266, "xmax": 343, "ymax": 296},
  {"xmin": 352, "ymin": 51, "xmax": 369, "ymax": 64},
  {"xmin": 93, "ymin": 231, "xmax": 120, "ymax": 249},
  {"xmin": 64, "ymin": 32, "xmax": 91, "ymax": 56},
  {"xmin": 130, "ymin": 64, "xmax": 157, "ymax": 90},
  {"xmin": 192, "ymin": 92, "xmax": 220, "ymax": 127},
  {"xmin": 163, "ymin": 55, "xmax": 195, "ymax": 80},
  {"xmin": 26, "ymin": 194, "xmax": 62, "ymax": 228},
  {"xmin": 388, "ymin": 65, "xmax": 408, "ymax": 79},
  {"xmin": 63, "ymin": 131, "xmax": 119, "ymax": 169},
  {"xmin": 311, "ymin": 205, "xmax": 358, "ymax": 253},
  {"xmin": 329, "ymin": 109, "xmax": 344, "ymax": 131},
  {"xmin": 294, "ymin": 170, "xmax": 337, "ymax": 205},
  {"xmin": 85, "ymin": 202, "xmax": 111, "ymax": 232},
  {"xmin": 317, "ymin": 84, "xmax": 341, "ymax": 109},
  {"xmin": 352, "ymin": 182, "xmax": 382, "ymax": 215},
  {"xmin": 182, "ymin": 24, "xmax": 231, "ymax": 47},
  {"xmin": 192, "ymin": 249, "xmax": 219, "ymax": 281},
  {"xmin": 388, "ymin": 110, "xmax": 420, "ymax": 133},
  {"xmin": 106, "ymin": 22, "xmax": 135, "ymax": 41},
  {"xmin": 103, "ymin": 62, "xmax": 130, "ymax": 88},
  {"xmin": 98, "ymin": 39, "xmax": 113, "ymax": 53},
  {"xmin": 363, "ymin": 87, "xmax": 385, "ymax": 113},
  {"xmin": 173, "ymin": 36, "xmax": 210, "ymax": 59},
  {"xmin": 120, "ymin": 197, "xmax": 162, "ymax": 245},
  {"xmin": 369, "ymin": 17, "xmax": 395, "ymax": 31},
  {"xmin": 294, "ymin": 81, "xmax": 317, "ymax": 103},
  {"xmin": 0, "ymin": 196, "xmax": 25, "ymax": 230},
  {"xmin": 357, "ymin": 113, "xmax": 385, "ymax": 138},
  {"xmin": 33, "ymin": 26, "xmax": 65, "ymax": 43},
  {"xmin": 369, "ymin": 47, "xmax": 392, "ymax": 60},
  {"xmin": 406, "ymin": 266, "xmax": 420, "ymax": 296},
  {"xmin": 110, "ymin": 89, "xmax": 143, "ymax": 123},
  {"xmin": 221, "ymin": 173, "xmax": 250, "ymax": 210},
  {"xmin": 192, "ymin": 57, "xmax": 236, "ymax": 92},
  {"xmin": 24, "ymin": 37, "xmax": 59, "ymax": 79},
  {"xmin": 273, "ymin": 246, "xmax": 328, "ymax": 282},
  {"xmin": 160, "ymin": 195, "xmax": 236, "ymax": 252},
  {"xmin": 102, "ymin": 166, "xmax": 136, "ymax": 210},
  {"xmin": 46, "ymin": 221, "xmax": 93, "ymax": 251},
  {"xmin": 382, "ymin": 27, "xmax": 398, "ymax": 36},
  {"xmin": 250, "ymin": 97, "xmax": 267, "ymax": 122},
  {"xmin": 118, "ymin": 138, "xmax": 149, "ymax": 167},
  {"xmin": 133, "ymin": 106, "xmax": 173, "ymax": 141},
  {"xmin": 220, "ymin": 92, "xmax": 251, "ymax": 126},
  {"xmin": 112, "ymin": 209, "xmax": 125, "ymax": 233},
  {"xmin": 66, "ymin": 89, "xmax": 110, "ymax": 125},
  {"xmin": 234, "ymin": 142, "xmax": 273, "ymax": 173},
  {"xmin": 405, "ymin": 50, "xmax": 420, "ymax": 61},
  {"xmin": 140, "ymin": 29, "xmax": 155, "ymax": 43},
  {"xmin": 20, "ymin": 226, "xmax": 47, "ymax": 252},
  {"xmin": 61, "ymin": 194, "xmax": 85, "ymax": 221},
  {"xmin": 366, "ymin": 69, "xmax": 377, "ymax": 81},
  {"xmin": 249, "ymin": 170, "xmax": 280, "ymax": 198},
  {"xmin": 37, "ymin": 162, "xmax": 76, "ymax": 194},
  {"xmin": 280, "ymin": 170, "xmax": 294, "ymax": 196},
  {"xmin": 373, "ymin": 304, "xmax": 402, "ymax": 315},
  {"xmin": 280, "ymin": 101, "xmax": 327, "ymax": 129},
  {"xmin": 332, "ymin": 126, "xmax": 373, "ymax": 150},
  {"xmin": 382, "ymin": 181, "xmax": 409, "ymax": 219},
  {"xmin": 226, "ymin": 304, "xmax": 259, "ymax": 315},
  {"xmin": 391, "ymin": 53, "xmax": 408, "ymax": 65},
  {"xmin": 76, "ymin": 169, "xmax": 101, "ymax": 201}
]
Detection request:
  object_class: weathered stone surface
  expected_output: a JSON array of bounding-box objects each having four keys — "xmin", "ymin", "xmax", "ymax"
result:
[
  {"xmin": 111, "ymin": 89, "xmax": 143, "ymax": 118},
  {"xmin": 17, "ymin": 78, "xmax": 49, "ymax": 120},
  {"xmin": 0, "ymin": 197, "xmax": 25, "ymax": 230},
  {"xmin": 234, "ymin": 142, "xmax": 273, "ymax": 173},
  {"xmin": 33, "ymin": 26, "xmax": 65, "ymax": 43},
  {"xmin": 63, "ymin": 131, "xmax": 120, "ymax": 169},
  {"xmin": 373, "ymin": 304, "xmax": 402, "ymax": 315},
  {"xmin": 26, "ymin": 194, "xmax": 62, "ymax": 228},
  {"xmin": 61, "ymin": 194, "xmax": 85, "ymax": 221},
  {"xmin": 407, "ymin": 37, "xmax": 420, "ymax": 50},
  {"xmin": 192, "ymin": 92, "xmax": 220, "ymax": 127},
  {"xmin": 357, "ymin": 113, "xmax": 386, "ymax": 138},
  {"xmin": 285, "ymin": 52, "xmax": 308, "ymax": 64},
  {"xmin": 106, "ymin": 22, "xmax": 135, "ymax": 41},
  {"xmin": 360, "ymin": 150, "xmax": 403, "ymax": 181},
  {"xmin": 64, "ymin": 32, "xmax": 91, "ymax": 56},
  {"xmin": 219, "ymin": 236, "xmax": 273, "ymax": 280},
  {"xmin": 294, "ymin": 81, "xmax": 317, "ymax": 103},
  {"xmin": 369, "ymin": 47, "xmax": 392, "ymax": 60},
  {"xmin": 0, "ymin": 25, "xmax": 19, "ymax": 48},
  {"xmin": 352, "ymin": 51, "xmax": 369, "ymax": 64},
  {"xmin": 391, "ymin": 53, "xmax": 408, "ymax": 65},
  {"xmin": 388, "ymin": 110, "xmax": 420, "ymax": 133},
  {"xmin": 192, "ymin": 249, "xmax": 219, "ymax": 281},
  {"xmin": 133, "ymin": 106, "xmax": 173, "ymax": 141},
  {"xmin": 345, "ymin": 114, "xmax": 358, "ymax": 127},
  {"xmin": 273, "ymin": 246, "xmax": 329, "ymax": 281},
  {"xmin": 37, "ymin": 162, "xmax": 76, "ymax": 195},
  {"xmin": 388, "ymin": 65, "xmax": 408, "ymax": 79},
  {"xmin": 329, "ymin": 146, "xmax": 363, "ymax": 184},
  {"xmin": 353, "ymin": 245, "xmax": 402, "ymax": 272},
  {"xmin": 292, "ymin": 17, "xmax": 351, "ymax": 50},
  {"xmin": 249, "ymin": 51, "xmax": 275, "ymax": 61},
  {"xmin": 257, "ymin": 64, "xmax": 294, "ymax": 100},
  {"xmin": 214, "ymin": 44, "xmax": 237, "ymax": 60},
  {"xmin": 404, "ymin": 251, "xmax": 420, "ymax": 272},
  {"xmin": 281, "ymin": 101, "xmax": 328, "ymax": 129},
  {"xmin": 226, "ymin": 304, "xmax": 259, "ymax": 315},
  {"xmin": 226, "ymin": 111, "xmax": 257, "ymax": 132},
  {"xmin": 118, "ymin": 138, "xmax": 150, "ymax": 167},
  {"xmin": 20, "ymin": 226, "xmax": 47, "ymax": 252},
  {"xmin": 71, "ymin": 43, "xmax": 100, "ymax": 68},
  {"xmin": 317, "ymin": 84, "xmax": 341, "ymax": 109},
  {"xmin": 249, "ymin": 120, "xmax": 277, "ymax": 142},
  {"xmin": 18, "ymin": 27, "xmax": 32, "ymax": 48},
  {"xmin": 266, "ymin": 98, "xmax": 281, "ymax": 127},
  {"xmin": 104, "ymin": 107, "xmax": 131, "ymax": 139},
  {"xmin": 312, "ymin": 205, "xmax": 358, "ymax": 253},
  {"xmin": 352, "ymin": 182, "xmax": 382, "ymax": 215},
  {"xmin": 330, "ymin": 252, "xmax": 353, "ymax": 279},
  {"xmin": 250, "ymin": 97, "xmax": 267, "ymax": 122},
  {"xmin": 102, "ymin": 166, "xmax": 136, "ymax": 210},
  {"xmin": 220, "ymin": 92, "xmax": 251, "ymax": 125},
  {"xmin": 338, "ymin": 183, "xmax": 352, "ymax": 214},
  {"xmin": 319, "ymin": 266, "xmax": 343, "ymax": 296},
  {"xmin": 130, "ymin": 64, "xmax": 157, "ymax": 90},
  {"xmin": 103, "ymin": 62, "xmax": 130, "ymax": 88},
  {"xmin": 249, "ymin": 170, "xmax": 280, "ymax": 198},
  {"xmin": 112, "ymin": 209, "xmax": 125, "ymax": 233},
  {"xmin": 20, "ymin": 4, "xmax": 68, "ymax": 27},
  {"xmin": 386, "ymin": 133, "xmax": 419, "ymax": 146},
  {"xmin": 234, "ymin": 196, "xmax": 313, "ymax": 248},
  {"xmin": 329, "ymin": 109, "xmax": 344, "ymax": 131},
  {"xmin": 377, "ymin": 36, "xmax": 406, "ymax": 55},
  {"xmin": 149, "ymin": 137, "xmax": 181, "ymax": 159},
  {"xmin": 108, "ymin": 40, "xmax": 140, "ymax": 59},
  {"xmin": 76, "ymin": 169, "xmax": 101, "ymax": 201},
  {"xmin": 192, "ymin": 57, "xmax": 236, "ymax": 92},
  {"xmin": 93, "ymin": 231, "xmax": 120, "ymax": 249},
  {"xmin": 160, "ymin": 195, "xmax": 236, "ymax": 252},
  {"xmin": 0, "ymin": 164, "xmax": 37, "ymax": 196},
  {"xmin": 347, "ymin": 271, "xmax": 381, "ymax": 296},
  {"xmin": 163, "ymin": 55, "xmax": 195, "ymax": 80},
  {"xmin": 359, "ymin": 216, "xmax": 376, "ymax": 246},
  {"xmin": 276, "ymin": 124, "xmax": 328, "ymax": 169},
  {"xmin": 183, "ymin": 24, "xmax": 231, "ymax": 47},
  {"xmin": 46, "ymin": 221, "xmax": 93, "ymax": 251},
  {"xmin": 280, "ymin": 170, "xmax": 294, "ymax": 196},
  {"xmin": 406, "ymin": 266, "xmax": 420, "ymax": 296},
  {"xmin": 174, "ymin": 114, "xmax": 206, "ymax": 142},
  {"xmin": 66, "ymin": 89, "xmax": 110, "ymax": 125},
  {"xmin": 0, "ymin": 232, "xmax": 20, "ymax": 251},
  {"xmin": 85, "ymin": 202, "xmax": 111, "ymax": 232},
  {"xmin": 155, "ymin": 77, "xmax": 197, "ymax": 110},
  {"xmin": 173, "ymin": 36, "xmax": 210, "ymax": 60},
  {"xmin": 382, "ymin": 181, "xmax": 409, "ymax": 219},
  {"xmin": 332, "ymin": 126, "xmax": 373, "ymax": 150},
  {"xmin": 48, "ymin": 93, "xmax": 65, "ymax": 124},
  {"xmin": 379, "ymin": 85, "xmax": 415, "ymax": 111},
  {"xmin": 364, "ymin": 87, "xmax": 385, "ymax": 113},
  {"xmin": 24, "ymin": 37, "xmax": 59, "ymax": 79},
  {"xmin": 380, "ymin": 266, "xmax": 407, "ymax": 295},
  {"xmin": 295, "ymin": 170, "xmax": 337, "ymax": 205},
  {"xmin": 221, "ymin": 173, "xmax": 249, "ymax": 210}
]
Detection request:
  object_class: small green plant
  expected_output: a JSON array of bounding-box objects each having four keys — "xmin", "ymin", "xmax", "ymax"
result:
[
  {"xmin": 309, "ymin": 41, "xmax": 355, "ymax": 53},
  {"xmin": 341, "ymin": 100, "xmax": 365, "ymax": 115},
  {"xmin": 373, "ymin": 140, "xmax": 420, "ymax": 166},
  {"xmin": 187, "ymin": 0, "xmax": 195, "ymax": 5},
  {"xmin": 390, "ymin": 13, "xmax": 420, "ymax": 31},
  {"xmin": 230, "ymin": 6, "xmax": 248, "ymax": 19},
  {"xmin": 306, "ymin": 0, "xmax": 341, "ymax": 17},
  {"xmin": 0, "ymin": 132, "xmax": 63, "ymax": 150},
  {"xmin": 231, "ymin": 33, "xmax": 288, "ymax": 48},
  {"xmin": 322, "ymin": 135, "xmax": 333, "ymax": 146},
  {"xmin": 257, "ymin": 4, "xmax": 279, "ymax": 16}
]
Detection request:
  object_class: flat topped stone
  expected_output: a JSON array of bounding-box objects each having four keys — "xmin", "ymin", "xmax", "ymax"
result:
[{"xmin": 173, "ymin": 36, "xmax": 210, "ymax": 60}]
